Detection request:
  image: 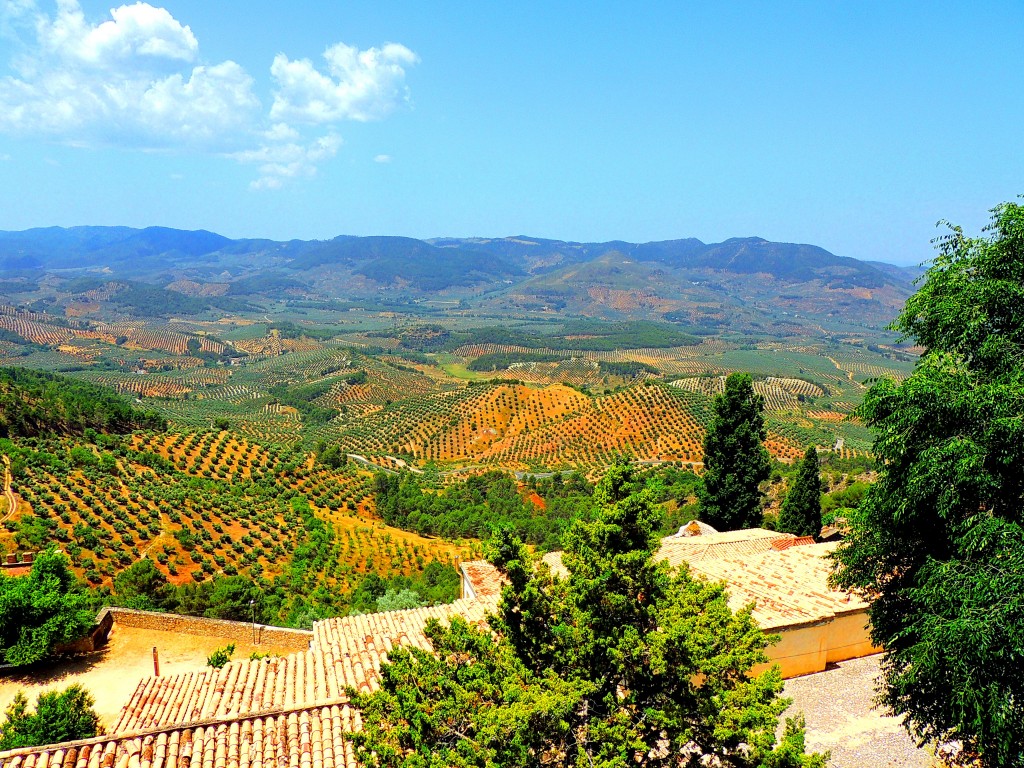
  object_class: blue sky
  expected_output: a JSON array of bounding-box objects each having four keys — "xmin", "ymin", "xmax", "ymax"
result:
[{"xmin": 0, "ymin": 1, "xmax": 1020, "ymax": 265}]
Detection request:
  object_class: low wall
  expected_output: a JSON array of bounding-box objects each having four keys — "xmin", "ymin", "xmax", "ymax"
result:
[
  {"xmin": 105, "ymin": 608, "xmax": 313, "ymax": 653},
  {"xmin": 54, "ymin": 609, "xmax": 116, "ymax": 655}
]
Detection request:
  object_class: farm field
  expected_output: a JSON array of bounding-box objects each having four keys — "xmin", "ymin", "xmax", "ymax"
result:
[
  {"xmin": 0, "ymin": 232, "xmax": 923, "ymax": 639},
  {"xmin": 0, "ymin": 301, "xmax": 910, "ymax": 474},
  {"xmin": 1, "ymin": 429, "xmax": 473, "ymax": 614}
]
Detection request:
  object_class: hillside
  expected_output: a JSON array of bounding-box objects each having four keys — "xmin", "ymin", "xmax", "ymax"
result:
[
  {"xmin": 0, "ymin": 225, "xmax": 916, "ymax": 334},
  {"xmin": 0, "ymin": 366, "xmax": 166, "ymax": 437},
  {"xmin": 0, "ymin": 427, "xmax": 472, "ymax": 623}
]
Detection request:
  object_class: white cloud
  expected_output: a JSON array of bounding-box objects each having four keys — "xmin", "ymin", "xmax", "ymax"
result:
[
  {"xmin": 36, "ymin": 0, "xmax": 198, "ymax": 67},
  {"xmin": 263, "ymin": 122, "xmax": 300, "ymax": 142},
  {"xmin": 374, "ymin": 154, "xmax": 391, "ymax": 163},
  {"xmin": 1, "ymin": 0, "xmax": 36, "ymax": 26},
  {"xmin": 0, "ymin": 1, "xmax": 417, "ymax": 187},
  {"xmin": 0, "ymin": 0, "xmax": 255, "ymax": 149},
  {"xmin": 232, "ymin": 132, "xmax": 342, "ymax": 190},
  {"xmin": 270, "ymin": 41, "xmax": 418, "ymax": 124}
]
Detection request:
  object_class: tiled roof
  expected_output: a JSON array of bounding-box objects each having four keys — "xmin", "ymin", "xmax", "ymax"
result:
[
  {"xmin": 0, "ymin": 704, "xmax": 359, "ymax": 768},
  {"xmin": 113, "ymin": 649, "xmax": 340, "ymax": 732},
  {"xmin": 113, "ymin": 598, "xmax": 495, "ymax": 734},
  {"xmin": 539, "ymin": 529, "xmax": 805, "ymax": 574},
  {"xmin": 534, "ymin": 537, "xmax": 857, "ymax": 632},
  {"xmin": 669, "ymin": 520, "xmax": 720, "ymax": 537},
  {"xmin": 650, "ymin": 528, "xmax": 796, "ymax": 568},
  {"xmin": 771, "ymin": 536, "xmax": 816, "ymax": 550},
  {"xmin": 0, "ymin": 597, "xmax": 499, "ymax": 767},
  {"xmin": 687, "ymin": 542, "xmax": 867, "ymax": 630},
  {"xmin": 460, "ymin": 560, "xmax": 506, "ymax": 599}
]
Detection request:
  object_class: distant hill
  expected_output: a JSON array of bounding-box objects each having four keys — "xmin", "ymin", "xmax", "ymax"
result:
[
  {"xmin": 0, "ymin": 226, "xmax": 231, "ymax": 272},
  {"xmin": 0, "ymin": 225, "xmax": 918, "ymax": 330}
]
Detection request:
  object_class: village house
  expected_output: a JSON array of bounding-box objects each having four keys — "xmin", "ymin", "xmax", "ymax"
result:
[{"xmin": 0, "ymin": 527, "xmax": 875, "ymax": 768}]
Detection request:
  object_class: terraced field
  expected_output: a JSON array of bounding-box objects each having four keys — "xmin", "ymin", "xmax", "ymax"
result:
[
  {"xmin": 0, "ymin": 304, "xmax": 903, "ymax": 471},
  {"xmin": 1, "ymin": 431, "xmax": 471, "ymax": 596}
]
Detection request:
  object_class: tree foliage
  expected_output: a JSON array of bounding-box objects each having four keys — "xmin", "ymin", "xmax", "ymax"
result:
[
  {"xmin": 0, "ymin": 367, "xmax": 166, "ymax": 438},
  {"xmin": 347, "ymin": 561, "xmax": 461, "ymax": 615},
  {"xmin": 777, "ymin": 446, "xmax": 822, "ymax": 539},
  {"xmin": 373, "ymin": 470, "xmax": 594, "ymax": 550},
  {"xmin": 698, "ymin": 373, "xmax": 771, "ymax": 530},
  {"xmin": 206, "ymin": 644, "xmax": 235, "ymax": 669},
  {"xmin": 0, "ymin": 549, "xmax": 94, "ymax": 666},
  {"xmin": 831, "ymin": 199, "xmax": 1024, "ymax": 766},
  {"xmin": 350, "ymin": 459, "xmax": 824, "ymax": 768},
  {"xmin": 113, "ymin": 557, "xmax": 170, "ymax": 611},
  {"xmin": 0, "ymin": 685, "xmax": 99, "ymax": 750}
]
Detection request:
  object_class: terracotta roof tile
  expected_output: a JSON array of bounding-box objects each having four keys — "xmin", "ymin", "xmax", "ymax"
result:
[
  {"xmin": 0, "ymin": 533, "xmax": 859, "ymax": 765},
  {"xmin": 687, "ymin": 542, "xmax": 868, "ymax": 629},
  {"xmin": 1, "ymin": 706, "xmax": 359, "ymax": 768},
  {"xmin": 110, "ymin": 596, "xmax": 497, "ymax": 736},
  {"xmin": 460, "ymin": 560, "xmax": 505, "ymax": 599},
  {"xmin": 770, "ymin": 536, "xmax": 816, "ymax": 550}
]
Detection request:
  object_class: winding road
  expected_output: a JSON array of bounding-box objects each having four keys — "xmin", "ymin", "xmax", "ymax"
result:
[{"xmin": 2, "ymin": 454, "xmax": 17, "ymax": 521}]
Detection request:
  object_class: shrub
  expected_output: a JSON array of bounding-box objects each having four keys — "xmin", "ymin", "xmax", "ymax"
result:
[{"xmin": 206, "ymin": 643, "xmax": 235, "ymax": 669}]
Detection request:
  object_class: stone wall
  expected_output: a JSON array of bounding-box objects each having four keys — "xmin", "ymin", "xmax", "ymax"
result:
[
  {"xmin": 54, "ymin": 608, "xmax": 116, "ymax": 655},
  {"xmin": 105, "ymin": 608, "xmax": 313, "ymax": 652}
]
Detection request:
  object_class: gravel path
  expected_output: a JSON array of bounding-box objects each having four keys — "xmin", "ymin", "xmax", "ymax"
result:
[{"xmin": 783, "ymin": 654, "xmax": 933, "ymax": 768}]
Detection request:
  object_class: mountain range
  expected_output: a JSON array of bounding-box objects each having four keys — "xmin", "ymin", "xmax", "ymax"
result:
[{"xmin": 0, "ymin": 226, "xmax": 926, "ymax": 333}]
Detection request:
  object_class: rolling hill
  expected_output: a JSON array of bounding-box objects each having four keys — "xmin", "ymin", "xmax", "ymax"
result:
[{"xmin": 0, "ymin": 225, "xmax": 920, "ymax": 333}]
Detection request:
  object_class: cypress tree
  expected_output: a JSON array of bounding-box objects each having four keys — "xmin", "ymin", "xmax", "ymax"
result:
[
  {"xmin": 698, "ymin": 372, "xmax": 771, "ymax": 530},
  {"xmin": 777, "ymin": 445, "xmax": 822, "ymax": 539}
]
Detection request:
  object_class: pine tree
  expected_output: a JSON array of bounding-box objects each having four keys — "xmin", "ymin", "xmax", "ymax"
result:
[
  {"xmin": 777, "ymin": 445, "xmax": 822, "ymax": 539},
  {"xmin": 350, "ymin": 458, "xmax": 825, "ymax": 768},
  {"xmin": 698, "ymin": 372, "xmax": 771, "ymax": 530}
]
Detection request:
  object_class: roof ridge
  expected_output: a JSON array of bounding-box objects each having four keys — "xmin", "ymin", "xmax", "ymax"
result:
[{"xmin": 0, "ymin": 696, "xmax": 352, "ymax": 760}]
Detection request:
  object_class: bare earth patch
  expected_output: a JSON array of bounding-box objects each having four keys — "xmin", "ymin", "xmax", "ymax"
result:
[
  {"xmin": 0, "ymin": 624, "xmax": 299, "ymax": 730},
  {"xmin": 783, "ymin": 654, "xmax": 932, "ymax": 768}
]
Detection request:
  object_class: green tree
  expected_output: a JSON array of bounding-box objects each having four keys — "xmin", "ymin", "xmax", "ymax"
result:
[
  {"xmin": 0, "ymin": 685, "xmax": 99, "ymax": 750},
  {"xmin": 350, "ymin": 459, "xmax": 824, "ymax": 768},
  {"xmin": 698, "ymin": 372, "xmax": 771, "ymax": 530},
  {"xmin": 113, "ymin": 557, "xmax": 170, "ymax": 611},
  {"xmin": 0, "ymin": 549, "xmax": 94, "ymax": 666},
  {"xmin": 203, "ymin": 577, "xmax": 266, "ymax": 623},
  {"xmin": 375, "ymin": 588, "xmax": 424, "ymax": 612},
  {"xmin": 831, "ymin": 199, "xmax": 1024, "ymax": 767},
  {"xmin": 777, "ymin": 446, "xmax": 822, "ymax": 539}
]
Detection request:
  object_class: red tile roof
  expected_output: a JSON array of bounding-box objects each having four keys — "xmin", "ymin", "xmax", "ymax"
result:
[
  {"xmin": 111, "ymin": 597, "xmax": 495, "ymax": 735},
  {"xmin": 687, "ymin": 542, "xmax": 868, "ymax": 629},
  {"xmin": 460, "ymin": 560, "xmax": 505, "ymax": 599},
  {"xmin": 771, "ymin": 536, "xmax": 816, "ymax": 550},
  {"xmin": 0, "ymin": 534, "xmax": 855, "ymax": 764},
  {"xmin": 0, "ymin": 705, "xmax": 360, "ymax": 768}
]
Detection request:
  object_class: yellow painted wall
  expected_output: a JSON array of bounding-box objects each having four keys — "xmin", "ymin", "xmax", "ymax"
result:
[
  {"xmin": 756, "ymin": 622, "xmax": 828, "ymax": 678},
  {"xmin": 824, "ymin": 610, "xmax": 880, "ymax": 663},
  {"xmin": 752, "ymin": 608, "xmax": 878, "ymax": 678}
]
